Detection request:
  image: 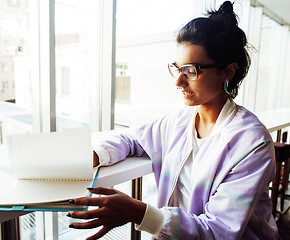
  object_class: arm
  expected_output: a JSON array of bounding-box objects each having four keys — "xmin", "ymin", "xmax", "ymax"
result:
[
  {"xmin": 92, "ymin": 113, "xmax": 169, "ymax": 167},
  {"xmin": 69, "ymin": 116, "xmax": 170, "ymax": 238},
  {"xmin": 92, "ymin": 130, "xmax": 149, "ymax": 167}
]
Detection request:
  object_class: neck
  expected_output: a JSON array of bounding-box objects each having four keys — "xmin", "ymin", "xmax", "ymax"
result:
[{"xmin": 195, "ymin": 97, "xmax": 228, "ymax": 138}]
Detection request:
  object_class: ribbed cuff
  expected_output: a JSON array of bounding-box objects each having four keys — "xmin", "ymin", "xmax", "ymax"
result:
[
  {"xmin": 135, "ymin": 204, "xmax": 167, "ymax": 239},
  {"xmin": 92, "ymin": 146, "xmax": 110, "ymax": 166}
]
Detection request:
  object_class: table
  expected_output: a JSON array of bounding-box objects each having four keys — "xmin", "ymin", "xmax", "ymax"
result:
[{"xmin": 255, "ymin": 108, "xmax": 290, "ymax": 141}]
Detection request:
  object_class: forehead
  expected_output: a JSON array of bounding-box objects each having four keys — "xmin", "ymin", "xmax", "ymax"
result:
[{"xmin": 175, "ymin": 43, "xmax": 213, "ymax": 66}]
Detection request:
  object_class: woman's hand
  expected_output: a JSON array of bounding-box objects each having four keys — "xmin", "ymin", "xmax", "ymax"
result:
[
  {"xmin": 93, "ymin": 152, "xmax": 99, "ymax": 167},
  {"xmin": 67, "ymin": 187, "xmax": 146, "ymax": 240}
]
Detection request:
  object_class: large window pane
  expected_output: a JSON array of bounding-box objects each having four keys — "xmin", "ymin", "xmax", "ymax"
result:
[
  {"xmin": 0, "ymin": 0, "xmax": 33, "ymax": 144},
  {"xmin": 55, "ymin": 0, "xmax": 95, "ymax": 132},
  {"xmin": 255, "ymin": 15, "xmax": 285, "ymax": 112}
]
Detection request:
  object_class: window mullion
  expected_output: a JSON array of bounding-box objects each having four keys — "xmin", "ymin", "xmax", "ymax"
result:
[
  {"xmin": 38, "ymin": 0, "xmax": 58, "ymax": 239},
  {"xmin": 39, "ymin": 0, "xmax": 56, "ymax": 133},
  {"xmin": 88, "ymin": 1, "xmax": 102, "ymax": 132},
  {"xmin": 244, "ymin": 5, "xmax": 263, "ymax": 111},
  {"xmin": 30, "ymin": 0, "xmax": 41, "ymax": 133},
  {"xmin": 100, "ymin": 0, "xmax": 116, "ymax": 131}
]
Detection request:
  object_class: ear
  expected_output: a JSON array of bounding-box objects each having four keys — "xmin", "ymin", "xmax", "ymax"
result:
[{"xmin": 225, "ymin": 62, "xmax": 238, "ymax": 81}]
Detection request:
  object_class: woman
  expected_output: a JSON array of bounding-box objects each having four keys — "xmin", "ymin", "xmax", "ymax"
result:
[{"xmin": 67, "ymin": 1, "xmax": 278, "ymax": 239}]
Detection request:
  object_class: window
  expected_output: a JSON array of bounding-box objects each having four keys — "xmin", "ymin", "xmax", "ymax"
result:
[
  {"xmin": 56, "ymin": 67, "xmax": 70, "ymax": 96},
  {"xmin": 114, "ymin": 0, "xmax": 202, "ymax": 128},
  {"xmin": 0, "ymin": 0, "xmax": 32, "ymax": 141},
  {"xmin": 115, "ymin": 63, "xmax": 131, "ymax": 103},
  {"xmin": 54, "ymin": 0, "xmax": 93, "ymax": 128},
  {"xmin": 255, "ymin": 15, "xmax": 290, "ymax": 112}
]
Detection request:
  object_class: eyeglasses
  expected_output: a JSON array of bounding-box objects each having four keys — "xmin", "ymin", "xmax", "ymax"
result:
[{"xmin": 168, "ymin": 62, "xmax": 224, "ymax": 81}]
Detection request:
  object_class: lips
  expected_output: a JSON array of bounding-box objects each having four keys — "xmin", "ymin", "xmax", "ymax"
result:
[{"xmin": 182, "ymin": 91, "xmax": 194, "ymax": 98}]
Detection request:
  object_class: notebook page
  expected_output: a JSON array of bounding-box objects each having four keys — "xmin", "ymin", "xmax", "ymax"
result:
[
  {"xmin": 6, "ymin": 131, "xmax": 92, "ymax": 181},
  {"xmin": 0, "ymin": 175, "xmax": 93, "ymax": 205}
]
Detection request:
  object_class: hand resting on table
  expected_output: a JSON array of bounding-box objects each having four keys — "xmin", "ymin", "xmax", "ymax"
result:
[{"xmin": 67, "ymin": 187, "xmax": 146, "ymax": 240}]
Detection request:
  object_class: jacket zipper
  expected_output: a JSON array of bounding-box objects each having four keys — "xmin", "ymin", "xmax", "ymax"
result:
[{"xmin": 167, "ymin": 145, "xmax": 193, "ymax": 203}]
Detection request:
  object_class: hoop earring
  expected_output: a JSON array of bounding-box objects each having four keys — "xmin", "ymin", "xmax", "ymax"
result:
[{"xmin": 224, "ymin": 79, "xmax": 231, "ymax": 95}]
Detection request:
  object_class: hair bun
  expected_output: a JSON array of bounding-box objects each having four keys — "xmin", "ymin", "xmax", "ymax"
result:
[
  {"xmin": 218, "ymin": 1, "xmax": 234, "ymax": 14},
  {"xmin": 207, "ymin": 1, "xmax": 238, "ymax": 27}
]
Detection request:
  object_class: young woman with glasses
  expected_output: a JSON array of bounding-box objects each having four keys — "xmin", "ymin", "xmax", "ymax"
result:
[{"xmin": 67, "ymin": 1, "xmax": 278, "ymax": 239}]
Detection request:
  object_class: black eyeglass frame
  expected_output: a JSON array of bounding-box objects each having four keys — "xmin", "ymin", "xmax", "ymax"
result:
[{"xmin": 168, "ymin": 62, "xmax": 226, "ymax": 80}]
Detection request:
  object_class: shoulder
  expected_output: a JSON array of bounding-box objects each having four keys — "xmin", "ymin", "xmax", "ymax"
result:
[
  {"xmin": 140, "ymin": 106, "xmax": 196, "ymax": 139},
  {"xmin": 214, "ymin": 106, "xmax": 275, "ymax": 174},
  {"xmin": 233, "ymin": 106, "xmax": 268, "ymax": 133},
  {"xmin": 132, "ymin": 106, "xmax": 195, "ymax": 137},
  {"xmin": 226, "ymin": 105, "xmax": 271, "ymax": 140},
  {"xmin": 162, "ymin": 106, "xmax": 196, "ymax": 128}
]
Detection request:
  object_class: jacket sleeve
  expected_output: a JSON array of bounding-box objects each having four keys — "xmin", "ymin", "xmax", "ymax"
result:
[
  {"xmin": 157, "ymin": 139, "xmax": 276, "ymax": 240},
  {"xmin": 93, "ymin": 114, "xmax": 169, "ymax": 166},
  {"xmin": 93, "ymin": 129, "xmax": 145, "ymax": 166}
]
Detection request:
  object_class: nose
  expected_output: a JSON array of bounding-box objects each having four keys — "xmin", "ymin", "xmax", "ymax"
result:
[{"xmin": 175, "ymin": 72, "xmax": 188, "ymax": 88}]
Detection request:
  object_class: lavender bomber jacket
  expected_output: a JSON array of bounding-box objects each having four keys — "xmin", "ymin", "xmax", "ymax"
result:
[{"xmin": 95, "ymin": 104, "xmax": 278, "ymax": 240}]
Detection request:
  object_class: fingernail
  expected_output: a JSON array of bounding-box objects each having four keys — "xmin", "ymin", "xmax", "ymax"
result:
[
  {"xmin": 66, "ymin": 212, "xmax": 71, "ymax": 217},
  {"xmin": 69, "ymin": 199, "xmax": 75, "ymax": 204},
  {"xmin": 69, "ymin": 224, "xmax": 75, "ymax": 228},
  {"xmin": 87, "ymin": 187, "xmax": 94, "ymax": 190}
]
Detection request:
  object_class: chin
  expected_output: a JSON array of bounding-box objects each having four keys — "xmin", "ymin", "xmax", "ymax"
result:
[{"xmin": 183, "ymin": 100, "xmax": 198, "ymax": 107}]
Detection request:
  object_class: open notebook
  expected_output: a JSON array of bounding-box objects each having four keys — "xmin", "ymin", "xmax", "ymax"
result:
[{"xmin": 0, "ymin": 131, "xmax": 99, "ymax": 212}]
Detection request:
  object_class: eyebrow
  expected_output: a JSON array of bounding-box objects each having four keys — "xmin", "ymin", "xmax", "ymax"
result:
[
  {"xmin": 174, "ymin": 62, "xmax": 200, "ymax": 68},
  {"xmin": 173, "ymin": 62, "xmax": 179, "ymax": 67},
  {"xmin": 174, "ymin": 62, "xmax": 195, "ymax": 67}
]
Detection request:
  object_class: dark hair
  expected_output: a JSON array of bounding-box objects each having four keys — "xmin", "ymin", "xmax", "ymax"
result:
[{"xmin": 176, "ymin": 1, "xmax": 250, "ymax": 99}]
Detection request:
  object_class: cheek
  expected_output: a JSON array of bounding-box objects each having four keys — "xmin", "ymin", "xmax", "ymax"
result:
[
  {"xmin": 203, "ymin": 72, "xmax": 224, "ymax": 88},
  {"xmin": 208, "ymin": 79, "xmax": 224, "ymax": 91},
  {"xmin": 191, "ymin": 78, "xmax": 224, "ymax": 97}
]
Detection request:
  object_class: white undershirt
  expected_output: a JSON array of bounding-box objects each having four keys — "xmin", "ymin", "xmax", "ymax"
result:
[
  {"xmin": 174, "ymin": 131, "xmax": 208, "ymax": 210},
  {"xmin": 173, "ymin": 99, "xmax": 236, "ymax": 210},
  {"xmin": 137, "ymin": 99, "xmax": 237, "ymax": 238}
]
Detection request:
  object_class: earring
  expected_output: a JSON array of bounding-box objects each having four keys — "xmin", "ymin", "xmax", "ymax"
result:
[{"xmin": 224, "ymin": 79, "xmax": 231, "ymax": 95}]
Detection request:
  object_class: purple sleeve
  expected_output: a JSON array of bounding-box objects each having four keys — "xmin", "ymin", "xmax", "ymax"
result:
[
  {"xmin": 97, "ymin": 131, "xmax": 146, "ymax": 165},
  {"xmin": 97, "ymin": 116, "xmax": 167, "ymax": 166}
]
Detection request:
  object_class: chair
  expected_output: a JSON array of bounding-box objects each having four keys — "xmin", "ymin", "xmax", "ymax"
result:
[{"xmin": 270, "ymin": 142, "xmax": 290, "ymax": 218}]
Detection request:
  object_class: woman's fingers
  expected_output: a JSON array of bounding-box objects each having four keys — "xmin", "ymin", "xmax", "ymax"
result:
[
  {"xmin": 86, "ymin": 226, "xmax": 111, "ymax": 240},
  {"xmin": 69, "ymin": 218, "xmax": 102, "ymax": 229},
  {"xmin": 69, "ymin": 218, "xmax": 113, "ymax": 239},
  {"xmin": 68, "ymin": 208, "xmax": 105, "ymax": 220},
  {"xmin": 70, "ymin": 187, "xmax": 118, "ymax": 207},
  {"xmin": 71, "ymin": 196, "xmax": 102, "ymax": 206},
  {"xmin": 87, "ymin": 187, "xmax": 119, "ymax": 195}
]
